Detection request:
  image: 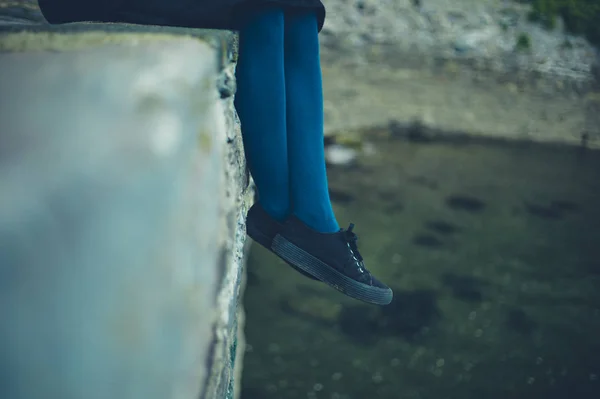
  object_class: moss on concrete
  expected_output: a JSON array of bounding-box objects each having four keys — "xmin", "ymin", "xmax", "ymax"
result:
[{"xmin": 0, "ymin": 30, "xmax": 202, "ymax": 52}]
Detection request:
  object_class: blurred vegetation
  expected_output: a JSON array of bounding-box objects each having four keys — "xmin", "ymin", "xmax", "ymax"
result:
[
  {"xmin": 516, "ymin": 32, "xmax": 532, "ymax": 51},
  {"xmin": 523, "ymin": 0, "xmax": 600, "ymax": 47}
]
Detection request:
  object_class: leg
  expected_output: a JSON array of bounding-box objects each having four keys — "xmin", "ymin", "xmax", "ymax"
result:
[
  {"xmin": 235, "ymin": 7, "xmax": 290, "ymax": 222},
  {"xmin": 270, "ymin": 9, "xmax": 392, "ymax": 305},
  {"xmin": 283, "ymin": 9, "xmax": 339, "ymax": 233}
]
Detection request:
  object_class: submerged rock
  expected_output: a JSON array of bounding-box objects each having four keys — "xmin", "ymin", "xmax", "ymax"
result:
[{"xmin": 325, "ymin": 144, "xmax": 358, "ymax": 166}]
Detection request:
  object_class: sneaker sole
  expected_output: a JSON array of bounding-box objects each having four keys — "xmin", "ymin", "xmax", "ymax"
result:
[
  {"xmin": 272, "ymin": 234, "xmax": 393, "ymax": 305},
  {"xmin": 246, "ymin": 220, "xmax": 320, "ymax": 281}
]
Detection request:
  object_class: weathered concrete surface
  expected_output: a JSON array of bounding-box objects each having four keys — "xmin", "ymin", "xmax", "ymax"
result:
[
  {"xmin": 0, "ymin": 18, "xmax": 249, "ymax": 399},
  {"xmin": 201, "ymin": 58, "xmax": 251, "ymax": 399}
]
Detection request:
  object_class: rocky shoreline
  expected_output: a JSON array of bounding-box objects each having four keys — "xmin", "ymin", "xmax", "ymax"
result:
[
  {"xmin": 319, "ymin": 0, "xmax": 600, "ymax": 152},
  {"xmin": 321, "ymin": 0, "xmax": 598, "ymax": 84}
]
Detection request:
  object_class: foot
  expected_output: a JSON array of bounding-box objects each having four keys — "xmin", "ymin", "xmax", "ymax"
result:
[
  {"xmin": 246, "ymin": 203, "xmax": 319, "ymax": 281},
  {"xmin": 272, "ymin": 216, "xmax": 393, "ymax": 305}
]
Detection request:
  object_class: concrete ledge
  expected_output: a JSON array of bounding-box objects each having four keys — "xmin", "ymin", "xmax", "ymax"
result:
[{"xmin": 0, "ymin": 20, "xmax": 248, "ymax": 399}]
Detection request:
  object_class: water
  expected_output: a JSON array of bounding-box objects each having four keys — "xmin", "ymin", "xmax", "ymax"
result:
[{"xmin": 240, "ymin": 131, "xmax": 600, "ymax": 399}]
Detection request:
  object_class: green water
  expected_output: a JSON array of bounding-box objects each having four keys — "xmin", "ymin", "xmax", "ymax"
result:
[{"xmin": 240, "ymin": 133, "xmax": 600, "ymax": 399}]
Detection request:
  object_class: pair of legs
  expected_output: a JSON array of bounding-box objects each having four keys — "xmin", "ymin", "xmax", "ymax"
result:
[
  {"xmin": 235, "ymin": 5, "xmax": 393, "ymax": 305},
  {"xmin": 234, "ymin": 6, "xmax": 339, "ymax": 234}
]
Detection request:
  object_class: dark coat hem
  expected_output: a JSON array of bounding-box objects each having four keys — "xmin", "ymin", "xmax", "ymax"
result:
[{"xmin": 38, "ymin": 0, "xmax": 326, "ymax": 32}]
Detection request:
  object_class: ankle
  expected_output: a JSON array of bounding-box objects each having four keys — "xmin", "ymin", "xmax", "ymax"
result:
[
  {"xmin": 261, "ymin": 202, "xmax": 290, "ymax": 223},
  {"xmin": 293, "ymin": 211, "xmax": 339, "ymax": 233}
]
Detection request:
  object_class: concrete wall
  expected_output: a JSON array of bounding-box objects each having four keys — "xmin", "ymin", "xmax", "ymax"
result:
[{"xmin": 0, "ymin": 12, "xmax": 249, "ymax": 399}]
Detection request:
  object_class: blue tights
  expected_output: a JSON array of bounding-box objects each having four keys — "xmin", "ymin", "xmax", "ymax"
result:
[{"xmin": 234, "ymin": 7, "xmax": 339, "ymax": 233}]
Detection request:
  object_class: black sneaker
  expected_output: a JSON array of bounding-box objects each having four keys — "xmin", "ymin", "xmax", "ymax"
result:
[
  {"xmin": 246, "ymin": 203, "xmax": 319, "ymax": 281},
  {"xmin": 271, "ymin": 216, "xmax": 393, "ymax": 305}
]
